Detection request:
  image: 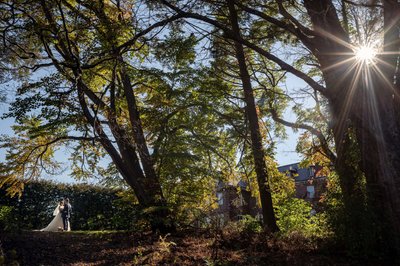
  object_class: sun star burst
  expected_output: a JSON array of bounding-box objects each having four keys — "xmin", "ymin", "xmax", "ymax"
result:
[{"xmin": 355, "ymin": 45, "xmax": 376, "ymax": 64}]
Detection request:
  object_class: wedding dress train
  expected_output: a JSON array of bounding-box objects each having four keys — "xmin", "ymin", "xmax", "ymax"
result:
[{"xmin": 41, "ymin": 204, "xmax": 70, "ymax": 231}]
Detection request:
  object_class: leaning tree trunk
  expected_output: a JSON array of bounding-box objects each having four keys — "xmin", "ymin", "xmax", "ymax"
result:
[
  {"xmin": 118, "ymin": 64, "xmax": 175, "ymax": 233},
  {"xmin": 227, "ymin": 0, "xmax": 279, "ymax": 232},
  {"xmin": 76, "ymin": 69, "xmax": 175, "ymax": 233}
]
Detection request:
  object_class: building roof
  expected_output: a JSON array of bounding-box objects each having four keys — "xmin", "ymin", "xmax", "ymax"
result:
[{"xmin": 278, "ymin": 163, "xmax": 313, "ymax": 182}]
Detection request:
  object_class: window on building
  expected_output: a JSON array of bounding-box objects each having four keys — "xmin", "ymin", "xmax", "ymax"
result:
[
  {"xmin": 239, "ymin": 193, "xmax": 245, "ymax": 206},
  {"xmin": 306, "ymin": 185, "xmax": 315, "ymax": 198},
  {"xmin": 309, "ymin": 165, "xmax": 316, "ymax": 178},
  {"xmin": 217, "ymin": 192, "xmax": 224, "ymax": 206},
  {"xmin": 256, "ymin": 213, "xmax": 263, "ymax": 223}
]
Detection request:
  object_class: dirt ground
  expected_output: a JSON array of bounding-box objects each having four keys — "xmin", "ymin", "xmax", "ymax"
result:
[{"xmin": 0, "ymin": 230, "xmax": 394, "ymax": 265}]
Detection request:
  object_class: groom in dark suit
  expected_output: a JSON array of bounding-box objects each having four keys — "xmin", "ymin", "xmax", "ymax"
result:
[{"xmin": 62, "ymin": 198, "xmax": 72, "ymax": 231}]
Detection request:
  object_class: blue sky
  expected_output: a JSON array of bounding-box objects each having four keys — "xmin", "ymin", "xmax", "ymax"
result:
[{"xmin": 275, "ymin": 124, "xmax": 301, "ymax": 166}]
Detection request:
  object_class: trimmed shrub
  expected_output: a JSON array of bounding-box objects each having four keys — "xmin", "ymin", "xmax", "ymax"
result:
[{"xmin": 0, "ymin": 180, "xmax": 141, "ymax": 231}]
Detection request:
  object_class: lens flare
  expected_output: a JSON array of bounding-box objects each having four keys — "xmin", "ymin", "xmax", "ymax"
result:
[{"xmin": 355, "ymin": 46, "xmax": 376, "ymax": 64}]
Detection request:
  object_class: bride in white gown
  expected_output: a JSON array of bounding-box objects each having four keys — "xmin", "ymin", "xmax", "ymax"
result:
[{"xmin": 41, "ymin": 200, "xmax": 70, "ymax": 231}]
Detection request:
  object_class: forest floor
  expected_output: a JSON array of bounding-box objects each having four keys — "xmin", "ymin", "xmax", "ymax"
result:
[{"xmin": 0, "ymin": 229, "xmax": 395, "ymax": 265}]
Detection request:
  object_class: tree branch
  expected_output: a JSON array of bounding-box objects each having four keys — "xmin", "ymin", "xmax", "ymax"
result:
[
  {"xmin": 235, "ymin": 1, "xmax": 316, "ymax": 51},
  {"xmin": 160, "ymin": 0, "xmax": 328, "ymax": 97},
  {"xmin": 268, "ymin": 106, "xmax": 336, "ymax": 162}
]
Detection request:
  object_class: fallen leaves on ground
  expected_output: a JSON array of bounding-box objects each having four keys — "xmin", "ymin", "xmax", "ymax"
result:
[{"xmin": 0, "ymin": 230, "xmax": 391, "ymax": 265}]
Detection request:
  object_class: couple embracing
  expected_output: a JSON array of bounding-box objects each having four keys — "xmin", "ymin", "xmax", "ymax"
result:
[{"xmin": 41, "ymin": 198, "xmax": 72, "ymax": 232}]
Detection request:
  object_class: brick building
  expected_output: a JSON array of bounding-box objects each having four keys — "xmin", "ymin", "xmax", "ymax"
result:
[
  {"xmin": 212, "ymin": 163, "xmax": 327, "ymax": 224},
  {"xmin": 213, "ymin": 180, "xmax": 260, "ymax": 224},
  {"xmin": 277, "ymin": 163, "xmax": 327, "ymax": 205}
]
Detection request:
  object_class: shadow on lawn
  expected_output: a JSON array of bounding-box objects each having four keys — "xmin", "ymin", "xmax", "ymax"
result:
[{"xmin": 2, "ymin": 230, "xmax": 155, "ymax": 266}]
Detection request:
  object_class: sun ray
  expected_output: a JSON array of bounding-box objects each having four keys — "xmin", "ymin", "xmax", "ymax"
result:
[
  {"xmin": 321, "ymin": 57, "xmax": 357, "ymax": 72},
  {"xmin": 331, "ymin": 63, "xmax": 365, "ymax": 152},
  {"xmin": 373, "ymin": 57, "xmax": 399, "ymax": 69},
  {"xmin": 321, "ymin": 59, "xmax": 360, "ymax": 92},
  {"xmin": 369, "ymin": 63, "xmax": 400, "ymax": 99},
  {"xmin": 313, "ymin": 28, "xmax": 355, "ymax": 51},
  {"xmin": 379, "ymin": 50, "xmax": 400, "ymax": 56}
]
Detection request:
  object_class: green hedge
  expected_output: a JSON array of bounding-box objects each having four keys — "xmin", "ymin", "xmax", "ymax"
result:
[{"xmin": 0, "ymin": 180, "xmax": 142, "ymax": 231}]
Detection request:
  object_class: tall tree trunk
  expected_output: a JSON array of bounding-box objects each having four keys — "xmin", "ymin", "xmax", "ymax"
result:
[
  {"xmin": 227, "ymin": 0, "xmax": 278, "ymax": 232},
  {"xmin": 354, "ymin": 68, "xmax": 400, "ymax": 252},
  {"xmin": 375, "ymin": 0, "xmax": 400, "ymax": 246},
  {"xmin": 326, "ymin": 70, "xmax": 371, "ymax": 250},
  {"xmin": 118, "ymin": 62, "xmax": 175, "ymax": 233}
]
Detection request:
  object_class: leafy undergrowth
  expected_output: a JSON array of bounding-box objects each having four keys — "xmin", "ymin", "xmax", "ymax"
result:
[{"xmin": 0, "ymin": 230, "xmax": 392, "ymax": 265}]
